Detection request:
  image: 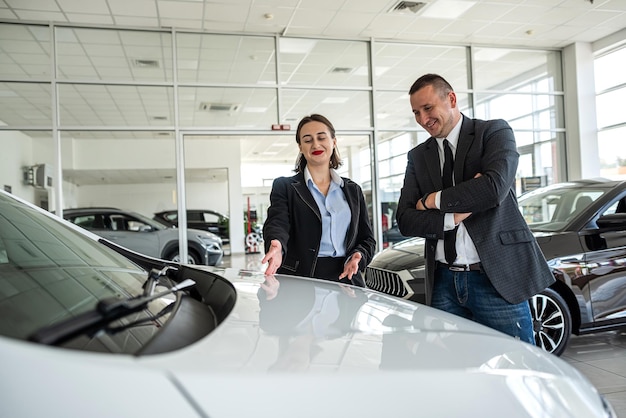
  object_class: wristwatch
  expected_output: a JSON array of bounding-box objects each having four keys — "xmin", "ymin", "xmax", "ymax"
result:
[{"xmin": 421, "ymin": 194, "xmax": 429, "ymax": 209}]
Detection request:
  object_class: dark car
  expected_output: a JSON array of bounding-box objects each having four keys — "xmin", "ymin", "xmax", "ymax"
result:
[
  {"xmin": 154, "ymin": 209, "xmax": 229, "ymax": 244},
  {"xmin": 365, "ymin": 178, "xmax": 626, "ymax": 356},
  {"xmin": 63, "ymin": 207, "xmax": 223, "ymax": 266}
]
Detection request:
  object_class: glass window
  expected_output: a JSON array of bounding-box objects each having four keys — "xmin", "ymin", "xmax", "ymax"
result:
[
  {"xmin": 0, "ymin": 82, "xmax": 52, "ymax": 127},
  {"xmin": 474, "ymin": 93, "xmax": 564, "ymax": 131},
  {"xmin": 279, "ymin": 38, "xmax": 369, "ymax": 87},
  {"xmin": 178, "ymin": 86, "xmax": 278, "ymax": 128},
  {"xmin": 58, "ymin": 84, "xmax": 174, "ymax": 127},
  {"xmin": 595, "ymin": 47, "xmax": 626, "ymax": 92},
  {"xmin": 596, "ymin": 87, "xmax": 626, "ymax": 129},
  {"xmin": 56, "ymin": 27, "xmax": 173, "ymax": 82},
  {"xmin": 1, "ymin": 131, "xmax": 54, "ymax": 207},
  {"xmin": 177, "ymin": 33, "xmax": 276, "ymax": 85},
  {"xmin": 60, "ymin": 130, "xmax": 176, "ymax": 216},
  {"xmin": 595, "ymin": 45, "xmax": 626, "ymax": 180},
  {"xmin": 281, "ymin": 89, "xmax": 372, "ymax": 129},
  {"xmin": 473, "ymin": 48, "xmax": 562, "ymax": 92},
  {"xmin": 374, "ymin": 43, "xmax": 468, "ymax": 91},
  {"xmin": 0, "ymin": 23, "xmax": 51, "ymax": 80},
  {"xmin": 598, "ymin": 126, "xmax": 626, "ymax": 178}
]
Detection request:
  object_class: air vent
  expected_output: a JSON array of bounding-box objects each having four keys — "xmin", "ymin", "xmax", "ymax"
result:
[
  {"xmin": 131, "ymin": 59, "xmax": 160, "ymax": 68},
  {"xmin": 388, "ymin": 1, "xmax": 427, "ymax": 14},
  {"xmin": 198, "ymin": 102, "xmax": 241, "ymax": 112},
  {"xmin": 330, "ymin": 67, "xmax": 354, "ymax": 74}
]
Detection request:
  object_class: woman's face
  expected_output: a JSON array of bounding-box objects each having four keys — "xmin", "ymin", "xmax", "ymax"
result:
[{"xmin": 298, "ymin": 120, "xmax": 336, "ymax": 168}]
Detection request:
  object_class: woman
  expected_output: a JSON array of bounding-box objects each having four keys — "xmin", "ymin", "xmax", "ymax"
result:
[{"xmin": 261, "ymin": 114, "xmax": 376, "ymax": 287}]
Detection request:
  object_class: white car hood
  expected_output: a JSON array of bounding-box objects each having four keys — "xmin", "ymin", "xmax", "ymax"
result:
[{"xmin": 1, "ymin": 268, "xmax": 610, "ymax": 418}]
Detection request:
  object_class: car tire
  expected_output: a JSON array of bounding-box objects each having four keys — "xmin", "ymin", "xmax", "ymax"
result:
[
  {"xmin": 167, "ymin": 248, "xmax": 201, "ymax": 265},
  {"xmin": 529, "ymin": 288, "xmax": 571, "ymax": 356}
]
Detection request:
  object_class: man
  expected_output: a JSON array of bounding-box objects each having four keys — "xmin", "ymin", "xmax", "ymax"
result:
[{"xmin": 396, "ymin": 73, "xmax": 554, "ymax": 344}]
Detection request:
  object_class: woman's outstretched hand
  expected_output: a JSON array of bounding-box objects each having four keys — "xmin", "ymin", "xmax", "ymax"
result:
[
  {"xmin": 339, "ymin": 251, "xmax": 362, "ymax": 281},
  {"xmin": 261, "ymin": 239, "xmax": 283, "ymax": 275}
]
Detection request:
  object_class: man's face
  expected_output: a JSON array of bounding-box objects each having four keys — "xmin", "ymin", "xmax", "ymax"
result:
[{"xmin": 410, "ymin": 84, "xmax": 459, "ymax": 138}]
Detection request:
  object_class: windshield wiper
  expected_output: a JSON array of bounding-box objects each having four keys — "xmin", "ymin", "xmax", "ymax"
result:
[
  {"xmin": 28, "ymin": 278, "xmax": 195, "ymax": 346},
  {"xmin": 143, "ymin": 266, "xmax": 178, "ymax": 297}
]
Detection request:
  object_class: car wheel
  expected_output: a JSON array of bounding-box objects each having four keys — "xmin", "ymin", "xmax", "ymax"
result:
[
  {"xmin": 168, "ymin": 249, "xmax": 201, "ymax": 265},
  {"xmin": 529, "ymin": 288, "xmax": 571, "ymax": 356}
]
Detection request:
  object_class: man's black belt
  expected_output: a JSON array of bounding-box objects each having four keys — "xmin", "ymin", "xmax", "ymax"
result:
[{"xmin": 437, "ymin": 262, "xmax": 482, "ymax": 272}]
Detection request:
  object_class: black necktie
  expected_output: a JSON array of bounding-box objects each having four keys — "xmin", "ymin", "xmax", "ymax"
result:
[{"xmin": 442, "ymin": 139, "xmax": 457, "ymax": 264}]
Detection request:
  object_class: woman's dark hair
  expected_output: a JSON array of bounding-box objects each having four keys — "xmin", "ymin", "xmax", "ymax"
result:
[
  {"xmin": 408, "ymin": 73, "xmax": 454, "ymax": 98},
  {"xmin": 294, "ymin": 114, "xmax": 342, "ymax": 173}
]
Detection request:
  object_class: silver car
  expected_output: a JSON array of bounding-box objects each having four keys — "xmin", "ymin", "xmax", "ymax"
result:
[
  {"xmin": 0, "ymin": 190, "xmax": 616, "ymax": 418},
  {"xmin": 62, "ymin": 207, "xmax": 223, "ymax": 266}
]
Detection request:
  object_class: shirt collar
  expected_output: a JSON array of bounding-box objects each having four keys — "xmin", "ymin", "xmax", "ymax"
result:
[
  {"xmin": 304, "ymin": 166, "xmax": 344, "ymax": 187},
  {"xmin": 436, "ymin": 115, "xmax": 463, "ymax": 150}
]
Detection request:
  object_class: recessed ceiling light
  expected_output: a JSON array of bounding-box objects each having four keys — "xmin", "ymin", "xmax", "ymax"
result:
[
  {"xmin": 421, "ymin": 1, "xmax": 476, "ymax": 19},
  {"xmin": 322, "ymin": 97, "xmax": 349, "ymax": 104},
  {"xmin": 243, "ymin": 107, "xmax": 267, "ymax": 113}
]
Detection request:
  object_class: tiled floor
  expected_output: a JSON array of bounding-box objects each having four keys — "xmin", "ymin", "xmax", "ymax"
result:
[{"xmin": 222, "ymin": 252, "xmax": 626, "ymax": 417}]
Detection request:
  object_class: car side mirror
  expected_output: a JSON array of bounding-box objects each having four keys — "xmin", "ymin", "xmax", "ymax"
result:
[{"xmin": 596, "ymin": 213, "xmax": 626, "ymax": 228}]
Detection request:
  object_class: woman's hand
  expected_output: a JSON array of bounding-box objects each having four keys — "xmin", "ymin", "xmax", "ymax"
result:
[
  {"xmin": 260, "ymin": 275, "xmax": 280, "ymax": 300},
  {"xmin": 339, "ymin": 251, "xmax": 362, "ymax": 281},
  {"xmin": 261, "ymin": 239, "xmax": 283, "ymax": 275}
]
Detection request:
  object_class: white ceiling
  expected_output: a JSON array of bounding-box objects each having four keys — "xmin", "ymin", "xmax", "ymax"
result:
[
  {"xmin": 2, "ymin": 0, "xmax": 625, "ymax": 48},
  {"xmin": 1, "ymin": 0, "xmax": 626, "ymax": 186}
]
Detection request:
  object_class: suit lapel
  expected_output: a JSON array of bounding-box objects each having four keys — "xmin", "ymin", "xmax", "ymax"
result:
[
  {"xmin": 291, "ymin": 174, "xmax": 322, "ymax": 221},
  {"xmin": 341, "ymin": 180, "xmax": 359, "ymax": 248},
  {"xmin": 454, "ymin": 115, "xmax": 474, "ymax": 184},
  {"xmin": 424, "ymin": 137, "xmax": 443, "ymax": 190}
]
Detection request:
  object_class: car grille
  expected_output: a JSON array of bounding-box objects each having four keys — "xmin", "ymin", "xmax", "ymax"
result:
[{"xmin": 365, "ymin": 266, "xmax": 412, "ymax": 299}]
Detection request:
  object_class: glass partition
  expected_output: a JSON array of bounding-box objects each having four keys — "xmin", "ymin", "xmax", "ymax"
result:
[
  {"xmin": 177, "ymin": 33, "xmax": 276, "ymax": 85},
  {"xmin": 178, "ymin": 86, "xmax": 278, "ymax": 128},
  {"xmin": 0, "ymin": 82, "xmax": 52, "ymax": 127},
  {"xmin": 56, "ymin": 27, "xmax": 173, "ymax": 82},
  {"xmin": 0, "ymin": 23, "xmax": 51, "ymax": 80},
  {"xmin": 473, "ymin": 48, "xmax": 562, "ymax": 92},
  {"xmin": 58, "ymin": 84, "xmax": 174, "ymax": 127},
  {"xmin": 281, "ymin": 88, "xmax": 371, "ymax": 129},
  {"xmin": 373, "ymin": 43, "xmax": 468, "ymax": 91},
  {"xmin": 279, "ymin": 38, "xmax": 369, "ymax": 88}
]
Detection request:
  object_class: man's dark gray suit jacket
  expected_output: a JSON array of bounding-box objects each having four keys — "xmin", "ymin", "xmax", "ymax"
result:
[
  {"xmin": 263, "ymin": 172, "xmax": 376, "ymax": 285},
  {"xmin": 396, "ymin": 115, "xmax": 554, "ymax": 305}
]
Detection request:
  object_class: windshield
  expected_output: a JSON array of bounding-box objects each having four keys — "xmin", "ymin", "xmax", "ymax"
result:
[
  {"xmin": 518, "ymin": 185, "xmax": 605, "ymax": 232},
  {"xmin": 131, "ymin": 211, "xmax": 168, "ymax": 230},
  {"xmin": 0, "ymin": 192, "xmax": 153, "ymax": 345}
]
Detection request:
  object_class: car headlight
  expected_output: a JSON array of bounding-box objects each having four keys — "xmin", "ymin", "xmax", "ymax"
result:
[
  {"xmin": 199, "ymin": 237, "xmax": 222, "ymax": 251},
  {"xmin": 409, "ymin": 266, "xmax": 425, "ymax": 280}
]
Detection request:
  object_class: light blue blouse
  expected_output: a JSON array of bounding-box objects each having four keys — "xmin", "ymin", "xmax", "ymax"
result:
[{"xmin": 304, "ymin": 167, "xmax": 351, "ymax": 257}]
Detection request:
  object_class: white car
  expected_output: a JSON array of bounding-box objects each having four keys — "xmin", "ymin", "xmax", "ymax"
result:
[{"xmin": 0, "ymin": 190, "xmax": 616, "ymax": 418}]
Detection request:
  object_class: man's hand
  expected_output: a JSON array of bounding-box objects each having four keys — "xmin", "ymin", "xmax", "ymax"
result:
[
  {"xmin": 261, "ymin": 239, "xmax": 283, "ymax": 275},
  {"xmin": 339, "ymin": 252, "xmax": 362, "ymax": 281},
  {"xmin": 454, "ymin": 212, "xmax": 472, "ymax": 224},
  {"xmin": 451, "ymin": 173, "xmax": 481, "ymax": 223}
]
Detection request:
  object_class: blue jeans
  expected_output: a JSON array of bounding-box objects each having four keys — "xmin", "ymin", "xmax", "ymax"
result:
[{"xmin": 431, "ymin": 267, "xmax": 535, "ymax": 345}]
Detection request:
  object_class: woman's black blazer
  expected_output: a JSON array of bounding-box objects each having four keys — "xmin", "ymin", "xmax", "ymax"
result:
[{"xmin": 263, "ymin": 172, "xmax": 376, "ymax": 280}]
